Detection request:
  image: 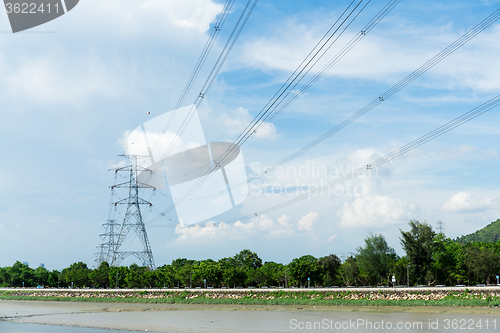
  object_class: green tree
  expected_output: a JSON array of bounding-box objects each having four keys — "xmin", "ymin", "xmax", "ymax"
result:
[
  {"xmin": 125, "ymin": 264, "xmax": 148, "ymax": 288},
  {"xmin": 219, "ymin": 259, "xmax": 246, "ymax": 287},
  {"xmin": 259, "ymin": 261, "xmax": 285, "ymax": 287},
  {"xmin": 318, "ymin": 254, "xmax": 341, "ymax": 286},
  {"xmin": 233, "ymin": 250, "xmax": 262, "ymax": 270},
  {"xmin": 156, "ymin": 265, "xmax": 176, "ymax": 288},
  {"xmin": 463, "ymin": 243, "xmax": 500, "ymax": 284},
  {"xmin": 48, "ymin": 270, "xmax": 61, "ymax": 288},
  {"xmin": 171, "ymin": 258, "xmax": 198, "ymax": 268},
  {"xmin": 432, "ymin": 235, "xmax": 465, "ymax": 286},
  {"xmin": 400, "ymin": 220, "xmax": 436, "ymax": 285},
  {"xmin": 392, "ymin": 256, "xmax": 410, "ymax": 286},
  {"xmin": 338, "ymin": 256, "xmax": 359, "ymax": 286},
  {"xmin": 194, "ymin": 260, "xmax": 223, "ymax": 287},
  {"xmin": 356, "ymin": 233, "xmax": 397, "ymax": 285},
  {"xmin": 10, "ymin": 261, "xmax": 35, "ymax": 287},
  {"xmin": 62, "ymin": 262, "xmax": 90, "ymax": 288},
  {"xmin": 89, "ymin": 261, "xmax": 110, "ymax": 288},
  {"xmin": 288, "ymin": 255, "xmax": 321, "ymax": 286},
  {"xmin": 0, "ymin": 267, "xmax": 9, "ymax": 287},
  {"xmin": 34, "ymin": 266, "xmax": 50, "ymax": 287},
  {"xmin": 108, "ymin": 266, "xmax": 128, "ymax": 288}
]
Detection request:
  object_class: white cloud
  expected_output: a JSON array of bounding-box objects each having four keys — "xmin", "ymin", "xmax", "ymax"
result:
[
  {"xmin": 441, "ymin": 191, "xmax": 500, "ymax": 213},
  {"xmin": 298, "ymin": 212, "xmax": 319, "ymax": 231},
  {"xmin": 5, "ymin": 55, "xmax": 123, "ymax": 104},
  {"xmin": 327, "ymin": 234, "xmax": 337, "ymax": 242},
  {"xmin": 338, "ymin": 195, "xmax": 419, "ymax": 227},
  {"xmin": 219, "ymin": 107, "xmax": 280, "ymax": 140},
  {"xmin": 238, "ymin": 16, "xmax": 500, "ymax": 92},
  {"xmin": 438, "ymin": 144, "xmax": 499, "ymax": 160},
  {"xmin": 173, "ymin": 214, "xmax": 295, "ymax": 242},
  {"xmin": 80, "ymin": 0, "xmax": 223, "ymax": 36},
  {"xmin": 277, "ymin": 214, "xmax": 291, "ymax": 227},
  {"xmin": 254, "ymin": 122, "xmax": 280, "ymax": 140}
]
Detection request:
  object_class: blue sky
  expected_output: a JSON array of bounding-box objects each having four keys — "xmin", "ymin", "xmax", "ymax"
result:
[{"xmin": 1, "ymin": 0, "xmax": 500, "ymax": 270}]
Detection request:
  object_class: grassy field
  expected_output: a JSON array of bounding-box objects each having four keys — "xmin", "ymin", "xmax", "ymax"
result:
[{"xmin": 2, "ymin": 290, "xmax": 500, "ymax": 307}]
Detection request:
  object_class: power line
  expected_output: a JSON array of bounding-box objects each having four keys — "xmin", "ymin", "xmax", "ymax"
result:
[
  {"xmin": 219, "ymin": 94, "xmax": 500, "ymax": 224},
  {"xmin": 146, "ymin": 0, "xmax": 198, "ymax": 115},
  {"xmin": 151, "ymin": 0, "xmax": 259, "ymax": 158},
  {"xmin": 163, "ymin": 5, "xmax": 500, "ymax": 204},
  {"xmin": 161, "ymin": 0, "xmax": 371, "ymax": 215},
  {"xmin": 148, "ymin": 0, "xmax": 236, "ymax": 154}
]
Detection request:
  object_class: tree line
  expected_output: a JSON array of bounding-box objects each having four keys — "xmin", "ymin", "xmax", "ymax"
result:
[{"xmin": 1, "ymin": 220, "xmax": 500, "ymax": 289}]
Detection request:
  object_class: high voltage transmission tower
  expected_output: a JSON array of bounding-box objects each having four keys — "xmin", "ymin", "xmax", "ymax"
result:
[
  {"xmin": 96, "ymin": 155, "xmax": 156, "ymax": 270},
  {"xmin": 436, "ymin": 221, "xmax": 445, "ymax": 235}
]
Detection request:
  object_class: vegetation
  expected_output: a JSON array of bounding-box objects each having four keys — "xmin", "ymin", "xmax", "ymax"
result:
[
  {"xmin": 456, "ymin": 219, "xmax": 500, "ymax": 244},
  {"xmin": 2, "ymin": 220, "xmax": 500, "ymax": 289},
  {"xmin": 2, "ymin": 289, "xmax": 500, "ymax": 307}
]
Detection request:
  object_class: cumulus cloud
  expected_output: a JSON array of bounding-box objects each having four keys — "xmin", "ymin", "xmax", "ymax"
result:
[
  {"xmin": 327, "ymin": 234, "xmax": 338, "ymax": 242},
  {"xmin": 254, "ymin": 122, "xmax": 280, "ymax": 140},
  {"xmin": 80, "ymin": 0, "xmax": 223, "ymax": 36},
  {"xmin": 441, "ymin": 192, "xmax": 500, "ymax": 213},
  {"xmin": 298, "ymin": 212, "xmax": 319, "ymax": 231},
  {"xmin": 277, "ymin": 214, "xmax": 291, "ymax": 227},
  {"xmin": 173, "ymin": 214, "xmax": 294, "ymax": 242},
  {"xmin": 337, "ymin": 195, "xmax": 419, "ymax": 227},
  {"xmin": 5, "ymin": 55, "xmax": 123, "ymax": 104},
  {"xmin": 238, "ymin": 14, "xmax": 500, "ymax": 93},
  {"xmin": 219, "ymin": 107, "xmax": 280, "ymax": 140},
  {"xmin": 439, "ymin": 144, "xmax": 499, "ymax": 161}
]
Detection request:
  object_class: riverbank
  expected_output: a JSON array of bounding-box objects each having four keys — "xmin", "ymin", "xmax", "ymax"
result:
[
  {"xmin": 2, "ymin": 287, "xmax": 500, "ymax": 307},
  {"xmin": 2, "ymin": 300, "xmax": 500, "ymax": 332}
]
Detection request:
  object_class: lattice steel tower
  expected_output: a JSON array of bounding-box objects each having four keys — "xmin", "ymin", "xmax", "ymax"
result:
[
  {"xmin": 436, "ymin": 220, "xmax": 445, "ymax": 235},
  {"xmin": 96, "ymin": 155, "xmax": 156, "ymax": 270}
]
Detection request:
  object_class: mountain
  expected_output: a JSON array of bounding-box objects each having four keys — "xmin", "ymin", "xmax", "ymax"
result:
[{"xmin": 455, "ymin": 219, "xmax": 500, "ymax": 244}]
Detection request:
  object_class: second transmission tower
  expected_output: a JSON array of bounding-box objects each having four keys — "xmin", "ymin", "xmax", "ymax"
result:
[{"xmin": 108, "ymin": 155, "xmax": 156, "ymax": 270}]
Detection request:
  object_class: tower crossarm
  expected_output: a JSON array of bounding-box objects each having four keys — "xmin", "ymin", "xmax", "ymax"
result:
[{"xmin": 113, "ymin": 197, "xmax": 153, "ymax": 206}]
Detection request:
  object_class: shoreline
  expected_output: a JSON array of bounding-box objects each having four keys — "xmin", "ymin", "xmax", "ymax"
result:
[
  {"xmin": 3, "ymin": 300, "xmax": 500, "ymax": 332},
  {"xmin": 2, "ymin": 287, "xmax": 500, "ymax": 307}
]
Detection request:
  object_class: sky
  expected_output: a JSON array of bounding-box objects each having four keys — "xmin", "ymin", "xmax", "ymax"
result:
[{"xmin": 1, "ymin": 0, "xmax": 500, "ymax": 270}]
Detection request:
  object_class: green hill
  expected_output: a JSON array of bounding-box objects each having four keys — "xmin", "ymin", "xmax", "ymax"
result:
[{"xmin": 456, "ymin": 219, "xmax": 500, "ymax": 244}]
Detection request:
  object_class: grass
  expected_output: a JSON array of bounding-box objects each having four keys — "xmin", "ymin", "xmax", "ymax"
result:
[{"xmin": 1, "ymin": 293, "xmax": 500, "ymax": 307}]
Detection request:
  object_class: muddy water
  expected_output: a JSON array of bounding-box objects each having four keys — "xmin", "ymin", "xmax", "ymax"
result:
[{"xmin": 1, "ymin": 300, "xmax": 500, "ymax": 332}]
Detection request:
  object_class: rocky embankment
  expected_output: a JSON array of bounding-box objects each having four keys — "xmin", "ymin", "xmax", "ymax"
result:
[{"xmin": 2, "ymin": 289, "xmax": 500, "ymax": 301}]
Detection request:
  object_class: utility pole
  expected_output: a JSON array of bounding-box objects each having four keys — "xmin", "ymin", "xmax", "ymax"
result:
[{"xmin": 407, "ymin": 265, "xmax": 410, "ymax": 287}]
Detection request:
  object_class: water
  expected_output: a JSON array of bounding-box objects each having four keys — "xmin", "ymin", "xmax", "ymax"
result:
[
  {"xmin": 1, "ymin": 300, "xmax": 500, "ymax": 332},
  {"xmin": 0, "ymin": 321, "xmax": 151, "ymax": 333}
]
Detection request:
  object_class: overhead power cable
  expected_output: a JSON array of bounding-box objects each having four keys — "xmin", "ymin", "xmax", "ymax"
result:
[
  {"xmin": 152, "ymin": 0, "xmax": 235, "ymax": 141},
  {"xmin": 151, "ymin": 0, "xmax": 259, "ymax": 158},
  {"xmin": 146, "ymin": 0, "xmax": 198, "ymax": 116},
  {"xmin": 174, "ymin": 5, "xmax": 500, "ymax": 203},
  {"xmin": 230, "ymin": 0, "xmax": 370, "ymax": 152},
  {"xmin": 220, "ymin": 94, "xmax": 500, "ymax": 223},
  {"xmin": 161, "ymin": 0, "xmax": 372, "ymax": 214}
]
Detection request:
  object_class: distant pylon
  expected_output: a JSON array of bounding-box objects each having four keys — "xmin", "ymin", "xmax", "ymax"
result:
[
  {"xmin": 95, "ymin": 219, "xmax": 120, "ymax": 266},
  {"xmin": 436, "ymin": 220, "xmax": 445, "ymax": 235},
  {"xmin": 96, "ymin": 155, "xmax": 156, "ymax": 270}
]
